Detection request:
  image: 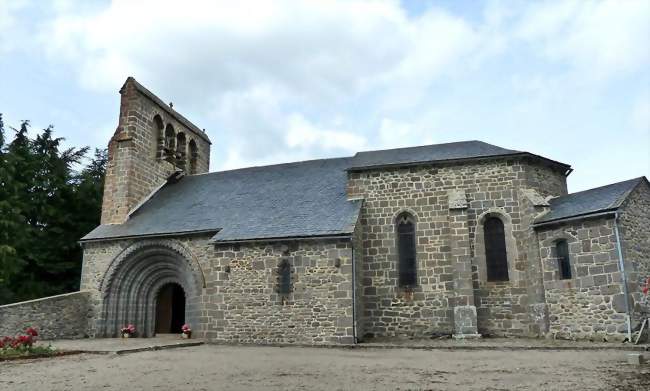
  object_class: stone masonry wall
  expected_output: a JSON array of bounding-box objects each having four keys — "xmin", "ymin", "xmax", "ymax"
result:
[
  {"xmin": 347, "ymin": 157, "xmax": 568, "ymax": 338},
  {"xmin": 81, "ymin": 235, "xmax": 213, "ymax": 337},
  {"xmin": 203, "ymin": 239, "xmax": 356, "ymax": 344},
  {"xmin": 537, "ymin": 217, "xmax": 628, "ymax": 340},
  {"xmin": 101, "ymin": 79, "xmax": 210, "ymax": 224},
  {"xmin": 618, "ymin": 181, "xmax": 650, "ymax": 324},
  {"xmin": 0, "ymin": 291, "xmax": 92, "ymax": 339},
  {"xmin": 82, "ymin": 235, "xmax": 356, "ymax": 344},
  {"xmin": 522, "ymin": 158, "xmax": 568, "ymax": 198}
]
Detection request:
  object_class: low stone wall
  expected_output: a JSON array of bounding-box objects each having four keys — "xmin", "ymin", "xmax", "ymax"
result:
[{"xmin": 0, "ymin": 291, "xmax": 92, "ymax": 339}]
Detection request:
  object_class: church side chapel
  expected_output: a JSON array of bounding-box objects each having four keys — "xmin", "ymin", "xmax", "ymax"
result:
[{"xmin": 52, "ymin": 78, "xmax": 650, "ymax": 343}]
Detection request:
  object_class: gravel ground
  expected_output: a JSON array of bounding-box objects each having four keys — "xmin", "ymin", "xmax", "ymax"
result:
[{"xmin": 1, "ymin": 345, "xmax": 648, "ymax": 390}]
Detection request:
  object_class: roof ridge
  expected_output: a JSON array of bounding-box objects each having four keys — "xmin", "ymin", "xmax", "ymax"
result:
[
  {"xmin": 557, "ymin": 177, "xmax": 645, "ymax": 200},
  {"xmin": 610, "ymin": 176, "xmax": 647, "ymax": 209},
  {"xmin": 186, "ymin": 155, "xmax": 352, "ymax": 179},
  {"xmin": 352, "ymin": 140, "xmax": 520, "ymax": 156}
]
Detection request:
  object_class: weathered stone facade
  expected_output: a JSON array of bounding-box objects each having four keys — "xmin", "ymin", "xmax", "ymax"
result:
[
  {"xmin": 203, "ymin": 240, "xmax": 356, "ymax": 344},
  {"xmin": 0, "ymin": 291, "xmax": 92, "ymax": 339},
  {"xmin": 536, "ymin": 217, "xmax": 628, "ymax": 340},
  {"xmin": 79, "ymin": 234, "xmax": 356, "ymax": 344},
  {"xmin": 619, "ymin": 182, "xmax": 650, "ymax": 323},
  {"xmin": 16, "ymin": 79, "xmax": 646, "ymax": 345},
  {"xmin": 346, "ymin": 159, "xmax": 568, "ymax": 339}
]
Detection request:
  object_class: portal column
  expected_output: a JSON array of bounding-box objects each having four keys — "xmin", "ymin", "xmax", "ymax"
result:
[{"xmin": 448, "ymin": 189, "xmax": 480, "ymax": 338}]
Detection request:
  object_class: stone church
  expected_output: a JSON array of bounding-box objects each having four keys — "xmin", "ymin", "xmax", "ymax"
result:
[{"xmin": 2, "ymin": 77, "xmax": 648, "ymax": 344}]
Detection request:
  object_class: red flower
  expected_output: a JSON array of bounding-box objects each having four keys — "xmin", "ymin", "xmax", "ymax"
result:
[
  {"xmin": 15, "ymin": 335, "xmax": 33, "ymax": 347},
  {"xmin": 643, "ymin": 286, "xmax": 649, "ymax": 295},
  {"xmin": 25, "ymin": 327, "xmax": 38, "ymax": 337}
]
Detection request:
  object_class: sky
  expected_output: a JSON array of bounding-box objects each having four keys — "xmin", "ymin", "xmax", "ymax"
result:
[{"xmin": 0, "ymin": 0, "xmax": 648, "ymax": 192}]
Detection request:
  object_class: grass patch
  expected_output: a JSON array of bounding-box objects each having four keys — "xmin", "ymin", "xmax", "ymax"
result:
[{"xmin": 0, "ymin": 345, "xmax": 58, "ymax": 361}]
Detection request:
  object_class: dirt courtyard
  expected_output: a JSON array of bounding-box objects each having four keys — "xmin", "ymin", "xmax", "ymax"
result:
[{"xmin": 1, "ymin": 344, "xmax": 648, "ymax": 390}]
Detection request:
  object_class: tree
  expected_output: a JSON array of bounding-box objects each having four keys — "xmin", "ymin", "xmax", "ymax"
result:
[
  {"xmin": 0, "ymin": 116, "xmax": 106, "ymax": 304},
  {"xmin": 0, "ymin": 117, "xmax": 28, "ymax": 302}
]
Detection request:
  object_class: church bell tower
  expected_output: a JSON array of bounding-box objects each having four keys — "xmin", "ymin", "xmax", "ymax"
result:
[{"xmin": 100, "ymin": 77, "xmax": 211, "ymax": 225}]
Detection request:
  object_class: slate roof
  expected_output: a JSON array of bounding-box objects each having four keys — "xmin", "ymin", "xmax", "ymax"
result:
[
  {"xmin": 348, "ymin": 140, "xmax": 570, "ymax": 171},
  {"xmin": 82, "ymin": 140, "xmax": 573, "ymax": 243},
  {"xmin": 82, "ymin": 158, "xmax": 361, "ymax": 243},
  {"xmin": 534, "ymin": 177, "xmax": 647, "ymax": 225}
]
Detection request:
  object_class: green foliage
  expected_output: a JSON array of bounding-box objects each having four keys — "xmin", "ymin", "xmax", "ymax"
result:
[
  {"xmin": 0, "ymin": 115, "xmax": 106, "ymax": 304},
  {"xmin": 0, "ymin": 344, "xmax": 57, "ymax": 360}
]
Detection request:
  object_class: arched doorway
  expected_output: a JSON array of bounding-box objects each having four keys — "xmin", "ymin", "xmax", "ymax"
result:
[
  {"xmin": 98, "ymin": 241, "xmax": 205, "ymax": 338},
  {"xmin": 155, "ymin": 283, "xmax": 186, "ymax": 334}
]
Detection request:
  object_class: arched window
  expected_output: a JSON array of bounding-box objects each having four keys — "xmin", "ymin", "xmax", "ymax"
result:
[
  {"xmin": 164, "ymin": 124, "xmax": 175, "ymax": 163},
  {"xmin": 188, "ymin": 139, "xmax": 198, "ymax": 174},
  {"xmin": 153, "ymin": 115, "xmax": 164, "ymax": 159},
  {"xmin": 484, "ymin": 217, "xmax": 509, "ymax": 281},
  {"xmin": 277, "ymin": 259, "xmax": 291, "ymax": 295},
  {"xmin": 176, "ymin": 132, "xmax": 187, "ymax": 170},
  {"xmin": 556, "ymin": 240, "xmax": 571, "ymax": 280},
  {"xmin": 396, "ymin": 212, "xmax": 417, "ymax": 287}
]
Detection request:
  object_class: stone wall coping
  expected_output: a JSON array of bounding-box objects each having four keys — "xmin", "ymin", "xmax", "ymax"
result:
[{"xmin": 0, "ymin": 290, "xmax": 91, "ymax": 309}]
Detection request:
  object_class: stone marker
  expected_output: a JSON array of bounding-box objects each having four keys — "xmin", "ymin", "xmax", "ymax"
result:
[{"xmin": 626, "ymin": 353, "xmax": 644, "ymax": 365}]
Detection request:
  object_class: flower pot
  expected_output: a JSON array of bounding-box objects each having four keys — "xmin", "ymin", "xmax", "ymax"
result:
[
  {"xmin": 182, "ymin": 332, "xmax": 191, "ymax": 339},
  {"xmin": 122, "ymin": 333, "xmax": 131, "ymax": 339}
]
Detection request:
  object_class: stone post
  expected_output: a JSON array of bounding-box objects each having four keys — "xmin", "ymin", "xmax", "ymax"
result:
[
  {"xmin": 519, "ymin": 189, "xmax": 551, "ymax": 336},
  {"xmin": 448, "ymin": 189, "xmax": 480, "ymax": 338}
]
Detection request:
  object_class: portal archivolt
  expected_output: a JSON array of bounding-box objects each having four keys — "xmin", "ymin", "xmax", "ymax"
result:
[{"xmin": 98, "ymin": 241, "xmax": 203, "ymax": 337}]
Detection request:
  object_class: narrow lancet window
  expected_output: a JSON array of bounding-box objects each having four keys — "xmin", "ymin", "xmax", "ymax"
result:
[
  {"xmin": 396, "ymin": 212, "xmax": 417, "ymax": 287},
  {"xmin": 278, "ymin": 259, "xmax": 291, "ymax": 295},
  {"xmin": 556, "ymin": 240, "xmax": 571, "ymax": 280},
  {"xmin": 484, "ymin": 217, "xmax": 509, "ymax": 281}
]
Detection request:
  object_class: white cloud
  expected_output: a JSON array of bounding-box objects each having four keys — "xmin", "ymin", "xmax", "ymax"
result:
[
  {"xmin": 285, "ymin": 113, "xmax": 366, "ymax": 151},
  {"xmin": 630, "ymin": 97, "xmax": 650, "ymax": 135},
  {"xmin": 0, "ymin": 0, "xmax": 29, "ymax": 53},
  {"xmin": 3, "ymin": 0, "xmax": 646, "ymax": 187},
  {"xmin": 517, "ymin": 0, "xmax": 650, "ymax": 79},
  {"xmin": 36, "ymin": 0, "xmax": 488, "ymax": 168}
]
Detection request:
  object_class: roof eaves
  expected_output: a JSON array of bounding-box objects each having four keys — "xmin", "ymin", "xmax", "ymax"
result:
[
  {"xmin": 80, "ymin": 228, "xmax": 220, "ymax": 244},
  {"xmin": 209, "ymin": 232, "xmax": 354, "ymax": 245},
  {"xmin": 532, "ymin": 209, "xmax": 617, "ymax": 228}
]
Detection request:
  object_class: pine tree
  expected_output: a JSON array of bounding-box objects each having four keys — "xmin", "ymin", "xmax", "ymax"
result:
[
  {"xmin": 0, "ymin": 119, "xmax": 29, "ymax": 302},
  {"xmin": 0, "ymin": 116, "xmax": 106, "ymax": 303}
]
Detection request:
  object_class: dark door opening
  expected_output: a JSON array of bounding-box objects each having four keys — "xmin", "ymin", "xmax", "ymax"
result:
[{"xmin": 155, "ymin": 283, "xmax": 186, "ymax": 334}]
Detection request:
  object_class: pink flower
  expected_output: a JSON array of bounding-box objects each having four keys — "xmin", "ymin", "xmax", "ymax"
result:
[{"xmin": 121, "ymin": 324, "xmax": 137, "ymax": 334}]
